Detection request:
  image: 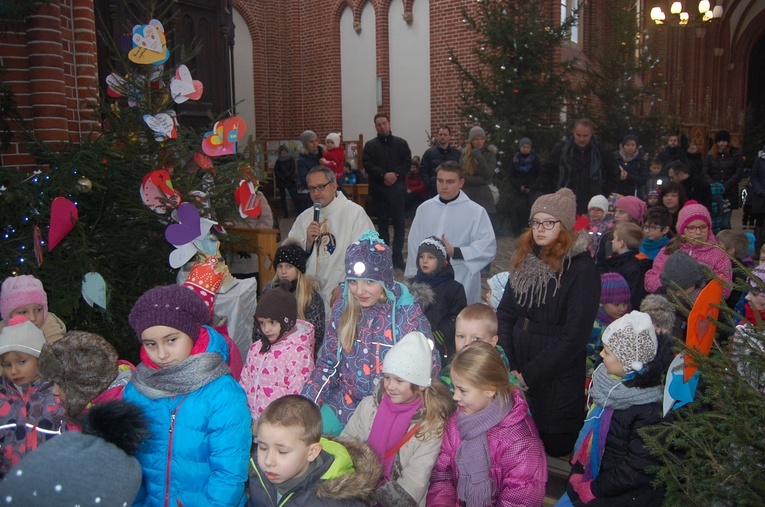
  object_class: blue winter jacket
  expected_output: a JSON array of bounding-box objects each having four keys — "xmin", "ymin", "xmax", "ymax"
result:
[{"xmin": 124, "ymin": 326, "xmax": 252, "ymax": 507}]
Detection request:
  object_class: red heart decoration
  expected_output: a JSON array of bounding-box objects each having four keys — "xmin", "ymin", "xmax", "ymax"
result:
[{"xmin": 48, "ymin": 197, "xmax": 78, "ymax": 251}]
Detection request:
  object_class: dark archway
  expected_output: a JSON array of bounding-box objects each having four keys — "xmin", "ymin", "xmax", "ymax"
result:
[{"xmin": 745, "ymin": 34, "xmax": 765, "ymax": 157}]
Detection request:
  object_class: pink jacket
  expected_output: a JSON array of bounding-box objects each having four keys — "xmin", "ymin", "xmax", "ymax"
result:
[
  {"xmin": 644, "ymin": 241, "xmax": 732, "ymax": 298},
  {"xmin": 427, "ymin": 389, "xmax": 548, "ymax": 507},
  {"xmin": 239, "ymin": 319, "xmax": 315, "ymax": 420}
]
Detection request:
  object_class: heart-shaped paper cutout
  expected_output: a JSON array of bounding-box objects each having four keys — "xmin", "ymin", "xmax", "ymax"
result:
[
  {"xmin": 201, "ymin": 117, "xmax": 247, "ymax": 157},
  {"xmin": 133, "ymin": 24, "xmax": 163, "ymax": 53},
  {"xmin": 48, "ymin": 197, "xmax": 78, "ymax": 251},
  {"xmin": 194, "ymin": 152, "xmax": 213, "ymax": 170},
  {"xmin": 82, "ymin": 272, "xmax": 107, "ymax": 309},
  {"xmin": 165, "ymin": 202, "xmax": 202, "ymax": 246},
  {"xmin": 235, "ymin": 180, "xmax": 263, "ymax": 218},
  {"xmin": 128, "ymin": 38, "xmax": 169, "ymax": 66},
  {"xmin": 105, "ymin": 73, "xmax": 127, "ymax": 98},
  {"xmin": 186, "ymin": 81, "xmax": 204, "ymax": 100},
  {"xmin": 140, "ymin": 170, "xmax": 181, "ymax": 213},
  {"xmin": 169, "ymin": 243, "xmax": 197, "ymax": 269},
  {"xmin": 144, "ymin": 113, "xmax": 175, "ymax": 138},
  {"xmin": 171, "ymin": 65, "xmax": 195, "ymax": 95}
]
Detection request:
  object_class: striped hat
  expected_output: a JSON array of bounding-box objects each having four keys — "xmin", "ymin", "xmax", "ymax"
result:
[{"xmin": 600, "ymin": 273, "xmax": 631, "ymax": 305}]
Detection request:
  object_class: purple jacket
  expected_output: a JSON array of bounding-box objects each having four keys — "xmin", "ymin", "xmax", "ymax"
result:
[{"xmin": 427, "ymin": 389, "xmax": 548, "ymax": 506}]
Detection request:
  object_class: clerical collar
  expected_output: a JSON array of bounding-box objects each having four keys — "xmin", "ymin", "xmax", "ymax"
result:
[{"xmin": 439, "ymin": 194, "xmax": 460, "ymax": 205}]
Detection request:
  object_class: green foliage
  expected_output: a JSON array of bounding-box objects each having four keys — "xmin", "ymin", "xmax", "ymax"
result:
[
  {"xmin": 0, "ymin": 3, "xmax": 263, "ymax": 360},
  {"xmin": 641, "ymin": 258, "xmax": 765, "ymax": 505},
  {"xmin": 570, "ymin": 0, "xmax": 673, "ymax": 153},
  {"xmin": 0, "ymin": 0, "xmax": 49, "ymax": 24},
  {"xmin": 450, "ymin": 0, "xmax": 579, "ymax": 233}
]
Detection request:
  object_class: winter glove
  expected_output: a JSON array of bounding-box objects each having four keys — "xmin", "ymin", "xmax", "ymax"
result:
[{"xmin": 569, "ymin": 473, "xmax": 596, "ymax": 504}]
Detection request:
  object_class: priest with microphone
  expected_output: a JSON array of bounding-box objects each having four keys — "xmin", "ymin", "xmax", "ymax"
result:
[{"xmin": 288, "ymin": 165, "xmax": 374, "ymax": 317}]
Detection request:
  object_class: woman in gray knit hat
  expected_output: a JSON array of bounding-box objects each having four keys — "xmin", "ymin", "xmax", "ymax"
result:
[
  {"xmin": 459, "ymin": 126, "xmax": 497, "ymax": 217},
  {"xmin": 496, "ymin": 188, "xmax": 601, "ymax": 457}
]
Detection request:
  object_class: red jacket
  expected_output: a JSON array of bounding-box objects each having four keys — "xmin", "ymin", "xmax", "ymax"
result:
[
  {"xmin": 322, "ymin": 146, "xmax": 346, "ymax": 180},
  {"xmin": 406, "ymin": 173, "xmax": 426, "ymax": 197}
]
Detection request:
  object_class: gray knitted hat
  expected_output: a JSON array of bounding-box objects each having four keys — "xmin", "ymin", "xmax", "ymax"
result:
[
  {"xmin": 530, "ymin": 188, "xmax": 577, "ymax": 230},
  {"xmin": 660, "ymin": 250, "xmax": 704, "ymax": 290},
  {"xmin": 468, "ymin": 126, "xmax": 486, "ymax": 142},
  {"xmin": 639, "ymin": 294, "xmax": 676, "ymax": 333},
  {"xmin": 519, "ymin": 137, "xmax": 532, "ymax": 148},
  {"xmin": 300, "ymin": 130, "xmax": 317, "ymax": 146}
]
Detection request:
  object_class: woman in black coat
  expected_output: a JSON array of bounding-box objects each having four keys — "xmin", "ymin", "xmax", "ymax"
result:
[
  {"xmin": 703, "ymin": 130, "xmax": 743, "ymax": 229},
  {"xmin": 497, "ymin": 188, "xmax": 601, "ymax": 457},
  {"xmin": 614, "ymin": 134, "xmax": 649, "ymax": 199}
]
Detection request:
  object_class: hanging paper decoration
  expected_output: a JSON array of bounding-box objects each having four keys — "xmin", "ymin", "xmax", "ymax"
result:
[
  {"xmin": 684, "ymin": 279, "xmax": 722, "ymax": 381},
  {"xmin": 193, "ymin": 152, "xmax": 214, "ymax": 171},
  {"xmin": 81, "ymin": 272, "xmax": 107, "ymax": 309},
  {"xmin": 164, "ymin": 202, "xmax": 217, "ymax": 268},
  {"xmin": 105, "ymin": 73, "xmax": 129, "ymax": 98},
  {"xmin": 143, "ymin": 112, "xmax": 178, "ymax": 141},
  {"xmin": 234, "ymin": 180, "xmax": 263, "ymax": 218},
  {"xmin": 128, "ymin": 19, "xmax": 170, "ymax": 66},
  {"xmin": 33, "ymin": 225, "xmax": 43, "ymax": 266},
  {"xmin": 140, "ymin": 169, "xmax": 181, "ymax": 213},
  {"xmin": 169, "ymin": 65, "xmax": 204, "ymax": 104},
  {"xmin": 48, "ymin": 197, "xmax": 78, "ymax": 251},
  {"xmin": 201, "ymin": 116, "xmax": 247, "ymax": 157},
  {"xmin": 183, "ymin": 256, "xmax": 224, "ymax": 315}
]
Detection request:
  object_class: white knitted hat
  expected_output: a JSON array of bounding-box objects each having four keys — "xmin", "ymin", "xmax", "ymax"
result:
[
  {"xmin": 326, "ymin": 133, "xmax": 341, "ymax": 146},
  {"xmin": 602, "ymin": 311, "xmax": 658, "ymax": 374},
  {"xmin": 383, "ymin": 332, "xmax": 433, "ymax": 387},
  {"xmin": 0, "ymin": 315, "xmax": 46, "ymax": 358},
  {"xmin": 588, "ymin": 194, "xmax": 609, "ymax": 212}
]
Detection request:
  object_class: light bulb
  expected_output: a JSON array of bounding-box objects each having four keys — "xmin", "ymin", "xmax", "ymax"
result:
[
  {"xmin": 671, "ymin": 2, "xmax": 682, "ymax": 14},
  {"xmin": 698, "ymin": 0, "xmax": 710, "ymax": 13},
  {"xmin": 712, "ymin": 5, "xmax": 723, "ymax": 18}
]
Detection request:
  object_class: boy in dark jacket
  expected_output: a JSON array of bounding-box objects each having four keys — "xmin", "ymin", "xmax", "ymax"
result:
[
  {"xmin": 607, "ymin": 222, "xmax": 648, "ymax": 310},
  {"xmin": 249, "ymin": 395, "xmax": 381, "ymax": 507},
  {"xmin": 405, "ymin": 236, "xmax": 467, "ymax": 362}
]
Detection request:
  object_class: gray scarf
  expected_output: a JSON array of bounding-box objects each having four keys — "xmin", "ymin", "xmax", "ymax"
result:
[
  {"xmin": 589, "ymin": 364, "xmax": 663, "ymax": 410},
  {"xmin": 131, "ymin": 353, "xmax": 229, "ymax": 399},
  {"xmin": 509, "ymin": 232, "xmax": 589, "ymax": 308}
]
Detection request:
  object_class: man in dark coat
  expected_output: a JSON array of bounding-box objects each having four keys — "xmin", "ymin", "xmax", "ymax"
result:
[
  {"xmin": 420, "ymin": 125, "xmax": 461, "ymax": 198},
  {"xmin": 542, "ymin": 118, "xmax": 619, "ymax": 214},
  {"xmin": 667, "ymin": 161, "xmax": 713, "ymax": 212},
  {"xmin": 363, "ymin": 113, "xmax": 411, "ymax": 268},
  {"xmin": 657, "ymin": 133, "xmax": 690, "ymax": 171}
]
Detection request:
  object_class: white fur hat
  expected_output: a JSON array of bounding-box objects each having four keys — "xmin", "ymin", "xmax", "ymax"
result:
[
  {"xmin": 383, "ymin": 332, "xmax": 433, "ymax": 387},
  {"xmin": 326, "ymin": 133, "xmax": 341, "ymax": 146}
]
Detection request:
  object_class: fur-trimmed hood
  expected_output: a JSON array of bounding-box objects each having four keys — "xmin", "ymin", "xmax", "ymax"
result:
[
  {"xmin": 298, "ymin": 144, "xmax": 325, "ymax": 156},
  {"xmin": 314, "ymin": 436, "xmax": 381, "ymax": 501},
  {"xmin": 401, "ymin": 280, "xmax": 436, "ymax": 311}
]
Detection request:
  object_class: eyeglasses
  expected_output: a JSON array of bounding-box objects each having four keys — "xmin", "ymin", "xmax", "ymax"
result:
[
  {"xmin": 528, "ymin": 219, "xmax": 561, "ymax": 230},
  {"xmin": 643, "ymin": 224, "xmax": 663, "ymax": 232},
  {"xmin": 307, "ymin": 182, "xmax": 331, "ymax": 192},
  {"xmin": 684, "ymin": 224, "xmax": 709, "ymax": 233}
]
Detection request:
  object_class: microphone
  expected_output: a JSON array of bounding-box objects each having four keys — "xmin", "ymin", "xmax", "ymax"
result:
[{"xmin": 313, "ymin": 202, "xmax": 321, "ymax": 224}]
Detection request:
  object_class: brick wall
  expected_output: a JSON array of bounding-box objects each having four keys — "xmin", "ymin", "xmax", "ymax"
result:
[{"xmin": 0, "ymin": 0, "xmax": 100, "ymax": 171}]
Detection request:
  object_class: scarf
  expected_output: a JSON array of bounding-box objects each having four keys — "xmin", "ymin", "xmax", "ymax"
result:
[
  {"xmin": 513, "ymin": 152, "xmax": 536, "ymax": 173},
  {"xmin": 558, "ymin": 137, "xmax": 602, "ymax": 195},
  {"xmin": 640, "ymin": 235, "xmax": 670, "ymax": 260},
  {"xmin": 367, "ymin": 394, "xmax": 422, "ymax": 480},
  {"xmin": 618, "ymin": 147, "xmax": 639, "ymax": 164},
  {"xmin": 413, "ymin": 269, "xmax": 451, "ymax": 287},
  {"xmin": 744, "ymin": 303, "xmax": 765, "ymax": 326},
  {"xmin": 596, "ymin": 307, "xmax": 616, "ymax": 327},
  {"xmin": 509, "ymin": 232, "xmax": 589, "ymax": 308},
  {"xmin": 131, "ymin": 352, "xmax": 229, "ymax": 400},
  {"xmin": 456, "ymin": 400, "xmax": 512, "ymax": 507},
  {"xmin": 277, "ymin": 153, "xmax": 291, "ymax": 162}
]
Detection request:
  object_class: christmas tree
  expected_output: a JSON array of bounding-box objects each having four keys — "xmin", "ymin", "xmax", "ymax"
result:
[
  {"xmin": 0, "ymin": 3, "xmax": 263, "ymax": 359},
  {"xmin": 570, "ymin": 0, "xmax": 672, "ymax": 153},
  {"xmin": 450, "ymin": 0, "xmax": 579, "ymax": 232}
]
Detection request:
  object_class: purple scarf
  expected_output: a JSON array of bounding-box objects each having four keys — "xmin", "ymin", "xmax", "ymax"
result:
[
  {"xmin": 456, "ymin": 399, "xmax": 513, "ymax": 507},
  {"xmin": 367, "ymin": 393, "xmax": 422, "ymax": 480}
]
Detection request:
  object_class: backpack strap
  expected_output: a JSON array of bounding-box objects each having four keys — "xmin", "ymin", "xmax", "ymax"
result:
[{"xmin": 384, "ymin": 423, "xmax": 421, "ymax": 459}]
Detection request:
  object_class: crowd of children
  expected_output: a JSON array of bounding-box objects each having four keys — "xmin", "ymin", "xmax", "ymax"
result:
[{"xmin": 0, "ymin": 145, "xmax": 754, "ymax": 506}]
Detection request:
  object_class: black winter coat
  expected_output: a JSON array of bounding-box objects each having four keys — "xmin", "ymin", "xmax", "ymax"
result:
[
  {"xmin": 679, "ymin": 172, "xmax": 714, "ymax": 212},
  {"xmin": 748, "ymin": 150, "xmax": 765, "ymax": 215},
  {"xmin": 274, "ymin": 156, "xmax": 296, "ymax": 185},
  {"xmin": 565, "ymin": 402, "xmax": 666, "ymax": 507},
  {"xmin": 605, "ymin": 250, "xmax": 647, "ymax": 310},
  {"xmin": 614, "ymin": 149, "xmax": 648, "ymax": 199},
  {"xmin": 420, "ymin": 144, "xmax": 461, "ymax": 197},
  {"xmin": 704, "ymin": 146, "xmax": 744, "ymax": 208},
  {"xmin": 363, "ymin": 133, "xmax": 411, "ymax": 198},
  {"xmin": 497, "ymin": 237, "xmax": 601, "ymax": 436}
]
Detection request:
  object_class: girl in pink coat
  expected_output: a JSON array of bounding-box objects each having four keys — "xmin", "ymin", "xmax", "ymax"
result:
[
  {"xmin": 428, "ymin": 342, "xmax": 547, "ymax": 507},
  {"xmin": 239, "ymin": 282, "xmax": 315, "ymax": 423},
  {"xmin": 644, "ymin": 200, "xmax": 732, "ymax": 298}
]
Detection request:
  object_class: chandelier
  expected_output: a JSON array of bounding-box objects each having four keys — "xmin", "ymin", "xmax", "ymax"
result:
[{"xmin": 650, "ymin": 1, "xmax": 723, "ymax": 25}]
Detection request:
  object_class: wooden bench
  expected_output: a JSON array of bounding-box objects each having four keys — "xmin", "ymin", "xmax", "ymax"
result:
[{"xmin": 222, "ymin": 227, "xmax": 280, "ymax": 283}]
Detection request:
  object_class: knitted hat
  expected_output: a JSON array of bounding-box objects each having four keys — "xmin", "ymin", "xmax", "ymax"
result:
[
  {"xmin": 255, "ymin": 282, "xmax": 297, "ymax": 339},
  {"xmin": 601, "ymin": 311, "xmax": 658, "ymax": 374},
  {"xmin": 614, "ymin": 196, "xmax": 647, "ymax": 225},
  {"xmin": 300, "ymin": 130, "xmax": 317, "ymax": 146},
  {"xmin": 274, "ymin": 239, "xmax": 308, "ymax": 274},
  {"xmin": 1, "ymin": 275, "xmax": 48, "ymax": 323},
  {"xmin": 747, "ymin": 264, "xmax": 765, "ymax": 294},
  {"xmin": 37, "ymin": 331, "xmax": 119, "ymax": 421},
  {"xmin": 647, "ymin": 188, "xmax": 661, "ymax": 199},
  {"xmin": 530, "ymin": 188, "xmax": 577, "ymax": 230},
  {"xmin": 382, "ymin": 331, "xmax": 433, "ymax": 387},
  {"xmin": 639, "ymin": 294, "xmax": 676, "ymax": 332},
  {"xmin": 588, "ymin": 194, "xmax": 609, "ymax": 212},
  {"xmin": 519, "ymin": 137, "xmax": 532, "ymax": 148},
  {"xmin": 0, "ymin": 315, "xmax": 46, "ymax": 358},
  {"xmin": 128, "ymin": 285, "xmax": 210, "ymax": 342},
  {"xmin": 600, "ymin": 273, "xmax": 631, "ymax": 305},
  {"xmin": 487, "ymin": 271, "xmax": 510, "ymax": 309},
  {"xmin": 326, "ymin": 133, "xmax": 341, "ymax": 146},
  {"xmin": 417, "ymin": 236, "xmax": 448, "ymax": 274},
  {"xmin": 345, "ymin": 230, "xmax": 395, "ymax": 295},
  {"xmin": 0, "ymin": 401, "xmax": 147, "ymax": 506},
  {"xmin": 714, "ymin": 130, "xmax": 731, "ymax": 143},
  {"xmin": 677, "ymin": 200, "xmax": 712, "ymax": 238},
  {"xmin": 660, "ymin": 250, "xmax": 704, "ymax": 290},
  {"xmin": 468, "ymin": 126, "xmax": 486, "ymax": 142},
  {"xmin": 622, "ymin": 133, "xmax": 638, "ymax": 145}
]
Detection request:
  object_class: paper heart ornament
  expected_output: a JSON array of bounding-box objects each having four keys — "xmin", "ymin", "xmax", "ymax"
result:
[
  {"xmin": 684, "ymin": 279, "xmax": 722, "ymax": 381},
  {"xmin": 140, "ymin": 170, "xmax": 181, "ymax": 213},
  {"xmin": 235, "ymin": 180, "xmax": 262, "ymax": 218},
  {"xmin": 48, "ymin": 197, "xmax": 78, "ymax": 251},
  {"xmin": 165, "ymin": 202, "xmax": 203, "ymax": 246},
  {"xmin": 169, "ymin": 243, "xmax": 197, "ymax": 269},
  {"xmin": 105, "ymin": 73, "xmax": 128, "ymax": 98},
  {"xmin": 144, "ymin": 113, "xmax": 177, "ymax": 140},
  {"xmin": 194, "ymin": 152, "xmax": 214, "ymax": 171},
  {"xmin": 201, "ymin": 117, "xmax": 247, "ymax": 157},
  {"xmin": 81, "ymin": 272, "xmax": 107, "ymax": 309},
  {"xmin": 128, "ymin": 20, "xmax": 169, "ymax": 65},
  {"xmin": 169, "ymin": 65, "xmax": 204, "ymax": 104}
]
